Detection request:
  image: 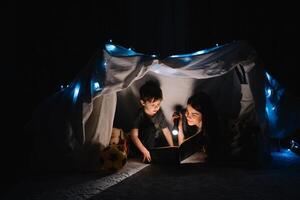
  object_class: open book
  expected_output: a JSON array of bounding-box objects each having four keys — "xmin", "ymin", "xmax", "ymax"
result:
[{"xmin": 150, "ymin": 132, "xmax": 205, "ymax": 164}]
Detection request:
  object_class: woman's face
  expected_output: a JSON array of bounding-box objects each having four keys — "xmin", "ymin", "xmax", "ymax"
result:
[{"xmin": 185, "ymin": 104, "xmax": 202, "ymax": 127}]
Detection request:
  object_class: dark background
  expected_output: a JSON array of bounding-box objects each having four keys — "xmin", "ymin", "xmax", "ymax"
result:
[{"xmin": 3, "ymin": 0, "xmax": 299, "ymax": 192}]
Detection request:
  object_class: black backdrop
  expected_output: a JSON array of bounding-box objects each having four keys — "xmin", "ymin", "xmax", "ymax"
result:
[
  {"xmin": 19, "ymin": 1, "xmax": 299, "ymax": 109},
  {"xmin": 2, "ymin": 0, "xmax": 299, "ymax": 190}
]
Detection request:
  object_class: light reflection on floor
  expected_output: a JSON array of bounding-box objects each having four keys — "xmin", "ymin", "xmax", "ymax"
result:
[{"xmin": 271, "ymin": 148, "xmax": 300, "ymax": 168}]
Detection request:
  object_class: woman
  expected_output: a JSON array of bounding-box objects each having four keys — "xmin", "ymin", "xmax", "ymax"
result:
[{"xmin": 173, "ymin": 92, "xmax": 220, "ymax": 161}]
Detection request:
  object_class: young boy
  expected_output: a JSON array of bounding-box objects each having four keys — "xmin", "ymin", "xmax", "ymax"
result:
[{"xmin": 130, "ymin": 80, "xmax": 174, "ymax": 162}]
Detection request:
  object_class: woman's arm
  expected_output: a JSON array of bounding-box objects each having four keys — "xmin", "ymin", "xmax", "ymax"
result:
[{"xmin": 177, "ymin": 127, "xmax": 184, "ymax": 146}]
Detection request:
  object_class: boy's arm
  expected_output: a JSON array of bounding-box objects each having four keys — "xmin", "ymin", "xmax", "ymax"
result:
[
  {"xmin": 130, "ymin": 128, "xmax": 151, "ymax": 162},
  {"xmin": 162, "ymin": 128, "xmax": 174, "ymax": 146}
]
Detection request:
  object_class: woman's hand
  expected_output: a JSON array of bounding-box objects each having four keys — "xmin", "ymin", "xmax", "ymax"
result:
[
  {"xmin": 172, "ymin": 111, "xmax": 180, "ymax": 119},
  {"xmin": 172, "ymin": 111, "xmax": 183, "ymax": 130}
]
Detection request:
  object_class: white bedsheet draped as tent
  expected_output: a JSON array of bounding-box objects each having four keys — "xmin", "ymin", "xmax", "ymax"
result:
[{"xmin": 29, "ymin": 40, "xmax": 267, "ymax": 171}]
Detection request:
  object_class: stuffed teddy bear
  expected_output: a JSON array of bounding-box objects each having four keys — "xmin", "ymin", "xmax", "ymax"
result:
[
  {"xmin": 99, "ymin": 128, "xmax": 129, "ymax": 171},
  {"xmin": 109, "ymin": 128, "xmax": 128, "ymax": 154}
]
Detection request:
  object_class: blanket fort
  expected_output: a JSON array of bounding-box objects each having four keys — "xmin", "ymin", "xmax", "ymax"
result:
[{"xmin": 28, "ymin": 40, "xmax": 279, "ymax": 171}]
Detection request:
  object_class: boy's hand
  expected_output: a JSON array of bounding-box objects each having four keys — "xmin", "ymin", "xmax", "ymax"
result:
[{"xmin": 142, "ymin": 149, "xmax": 151, "ymax": 163}]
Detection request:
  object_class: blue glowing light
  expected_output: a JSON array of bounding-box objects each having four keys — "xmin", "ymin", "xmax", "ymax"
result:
[
  {"xmin": 73, "ymin": 83, "xmax": 80, "ymax": 103},
  {"xmin": 105, "ymin": 43, "xmax": 143, "ymax": 57},
  {"xmin": 93, "ymin": 81, "xmax": 101, "ymax": 92},
  {"xmin": 290, "ymin": 140, "xmax": 300, "ymax": 149},
  {"xmin": 264, "ymin": 71, "xmax": 286, "ymax": 137},
  {"xmin": 106, "ymin": 44, "xmax": 116, "ymax": 52},
  {"xmin": 272, "ymin": 149, "xmax": 298, "ymax": 159},
  {"xmin": 265, "ymin": 73, "xmax": 279, "ymax": 126},
  {"xmin": 265, "ymin": 99, "xmax": 278, "ymax": 125},
  {"xmin": 265, "ymin": 88, "xmax": 272, "ymax": 98},
  {"xmin": 103, "ymin": 61, "xmax": 107, "ymax": 69},
  {"xmin": 266, "ymin": 72, "xmax": 272, "ymax": 82}
]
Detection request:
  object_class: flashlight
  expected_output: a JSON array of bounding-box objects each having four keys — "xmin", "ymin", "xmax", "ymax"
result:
[{"xmin": 172, "ymin": 113, "xmax": 179, "ymax": 136}]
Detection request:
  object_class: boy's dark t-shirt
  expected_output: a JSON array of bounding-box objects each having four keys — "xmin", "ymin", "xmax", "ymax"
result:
[{"xmin": 132, "ymin": 108, "xmax": 168, "ymax": 150}]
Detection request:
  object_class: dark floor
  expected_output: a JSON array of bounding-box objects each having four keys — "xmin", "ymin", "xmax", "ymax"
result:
[
  {"xmin": 93, "ymin": 150, "xmax": 300, "ymax": 200},
  {"xmin": 2, "ymin": 148, "xmax": 300, "ymax": 200}
]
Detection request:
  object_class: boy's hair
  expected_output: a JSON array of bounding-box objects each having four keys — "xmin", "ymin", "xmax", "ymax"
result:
[{"xmin": 139, "ymin": 80, "xmax": 162, "ymax": 102}]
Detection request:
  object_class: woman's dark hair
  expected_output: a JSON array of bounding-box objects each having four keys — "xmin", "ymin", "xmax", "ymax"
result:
[
  {"xmin": 188, "ymin": 92, "xmax": 222, "ymax": 162},
  {"xmin": 187, "ymin": 92, "xmax": 210, "ymax": 114},
  {"xmin": 139, "ymin": 80, "xmax": 162, "ymax": 102}
]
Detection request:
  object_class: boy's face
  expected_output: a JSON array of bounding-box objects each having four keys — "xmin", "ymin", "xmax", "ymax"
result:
[{"xmin": 140, "ymin": 99, "xmax": 162, "ymax": 116}]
